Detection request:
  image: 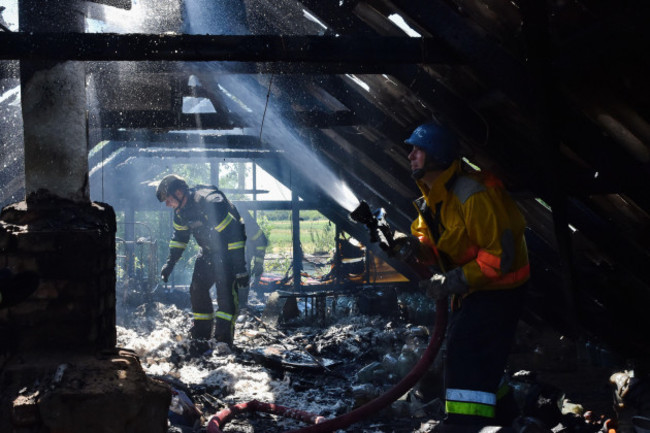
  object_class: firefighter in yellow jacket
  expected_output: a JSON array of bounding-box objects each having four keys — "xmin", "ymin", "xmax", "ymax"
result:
[
  {"xmin": 156, "ymin": 174, "xmax": 248, "ymax": 352},
  {"xmin": 399, "ymin": 122, "xmax": 530, "ymax": 426}
]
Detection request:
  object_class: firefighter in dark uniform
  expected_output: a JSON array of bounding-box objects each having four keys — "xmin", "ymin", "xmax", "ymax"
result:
[{"xmin": 156, "ymin": 174, "xmax": 248, "ymax": 349}]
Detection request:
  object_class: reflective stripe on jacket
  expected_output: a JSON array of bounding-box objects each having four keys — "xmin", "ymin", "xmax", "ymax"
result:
[
  {"xmin": 242, "ymin": 211, "xmax": 268, "ymax": 260},
  {"xmin": 411, "ymin": 160, "xmax": 529, "ymax": 292},
  {"xmin": 165, "ymin": 186, "xmax": 247, "ymax": 267}
]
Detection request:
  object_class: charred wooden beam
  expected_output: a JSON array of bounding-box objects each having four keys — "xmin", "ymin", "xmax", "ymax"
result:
[
  {"xmin": 88, "ymin": 141, "xmax": 281, "ymax": 178},
  {"xmin": 291, "ymin": 109, "xmax": 357, "ymax": 128},
  {"xmin": 92, "ymin": 148, "xmax": 276, "ymax": 169},
  {"xmin": 89, "ymin": 132, "xmax": 267, "ymax": 156},
  {"xmin": 95, "ymin": 111, "xmax": 240, "ymax": 130},
  {"xmin": 87, "ymin": 0, "xmax": 132, "ymax": 9},
  {"xmin": 551, "ymin": 4, "xmax": 650, "ymax": 75},
  {"xmin": 298, "ymin": 0, "xmax": 368, "ymax": 35},
  {"xmin": 312, "ymin": 75, "xmax": 406, "ymax": 143},
  {"xmin": 391, "ymin": 0, "xmax": 532, "ymax": 111},
  {"xmin": 87, "ymin": 59, "xmax": 410, "ymax": 75},
  {"xmin": 391, "ymin": 64, "xmax": 489, "ymax": 146},
  {"xmin": 0, "ymin": 33, "xmax": 456, "ymax": 66}
]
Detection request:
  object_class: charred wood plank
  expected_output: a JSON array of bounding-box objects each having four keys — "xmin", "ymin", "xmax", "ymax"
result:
[
  {"xmin": 96, "ymin": 110, "xmax": 238, "ymax": 130},
  {"xmin": 391, "ymin": 0, "xmax": 533, "ymax": 111},
  {"xmin": 88, "ymin": 133, "xmax": 269, "ymax": 166},
  {"xmin": 291, "ymin": 109, "xmax": 357, "ymax": 128},
  {"xmin": 87, "ymin": 0, "xmax": 132, "ymax": 9},
  {"xmin": 0, "ymin": 33, "xmax": 456, "ymax": 66}
]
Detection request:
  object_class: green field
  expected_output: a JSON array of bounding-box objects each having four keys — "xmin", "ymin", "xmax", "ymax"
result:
[{"xmin": 266, "ymin": 219, "xmax": 335, "ymax": 254}]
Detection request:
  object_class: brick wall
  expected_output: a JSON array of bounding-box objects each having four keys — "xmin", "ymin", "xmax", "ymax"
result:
[{"xmin": 0, "ymin": 198, "xmax": 116, "ymax": 352}]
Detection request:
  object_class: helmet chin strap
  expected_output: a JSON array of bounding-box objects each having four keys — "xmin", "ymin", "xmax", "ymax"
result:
[
  {"xmin": 171, "ymin": 189, "xmax": 187, "ymax": 210},
  {"xmin": 178, "ymin": 190, "xmax": 188, "ymax": 208},
  {"xmin": 412, "ymin": 158, "xmax": 451, "ymax": 180},
  {"xmin": 411, "ymin": 168, "xmax": 426, "ymax": 180}
]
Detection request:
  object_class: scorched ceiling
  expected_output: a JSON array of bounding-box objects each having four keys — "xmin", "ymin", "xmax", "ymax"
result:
[{"xmin": 1, "ymin": 0, "xmax": 650, "ymax": 361}]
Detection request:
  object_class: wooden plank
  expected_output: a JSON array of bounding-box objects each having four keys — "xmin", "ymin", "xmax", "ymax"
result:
[{"xmin": 0, "ymin": 33, "xmax": 456, "ymax": 65}]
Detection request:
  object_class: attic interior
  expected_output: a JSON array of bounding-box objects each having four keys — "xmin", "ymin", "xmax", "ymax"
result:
[{"xmin": 1, "ymin": 0, "xmax": 650, "ymax": 432}]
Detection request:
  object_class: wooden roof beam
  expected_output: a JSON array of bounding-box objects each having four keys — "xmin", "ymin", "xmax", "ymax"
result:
[{"xmin": 0, "ymin": 33, "xmax": 456, "ymax": 66}]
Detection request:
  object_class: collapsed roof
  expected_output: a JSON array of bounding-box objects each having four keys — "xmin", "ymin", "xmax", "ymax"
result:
[{"xmin": 1, "ymin": 0, "xmax": 649, "ymax": 361}]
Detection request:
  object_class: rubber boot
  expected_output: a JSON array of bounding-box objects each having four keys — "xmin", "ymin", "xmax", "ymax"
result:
[
  {"xmin": 188, "ymin": 339, "xmax": 211, "ymax": 358},
  {"xmin": 214, "ymin": 319, "xmax": 234, "ymax": 347},
  {"xmin": 186, "ymin": 320, "xmax": 212, "ymax": 359},
  {"xmin": 189, "ymin": 319, "xmax": 212, "ymax": 340},
  {"xmin": 495, "ymin": 387, "xmax": 520, "ymax": 427},
  {"xmin": 238, "ymin": 285, "xmax": 250, "ymax": 315}
]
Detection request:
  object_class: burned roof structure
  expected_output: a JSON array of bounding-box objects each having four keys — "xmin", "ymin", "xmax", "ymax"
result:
[{"xmin": 1, "ymin": 0, "xmax": 650, "ymax": 429}]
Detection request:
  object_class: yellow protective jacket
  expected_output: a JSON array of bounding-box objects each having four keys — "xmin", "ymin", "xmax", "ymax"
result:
[{"xmin": 411, "ymin": 160, "xmax": 529, "ymax": 293}]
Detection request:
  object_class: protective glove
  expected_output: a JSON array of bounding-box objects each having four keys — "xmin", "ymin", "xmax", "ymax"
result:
[
  {"xmin": 160, "ymin": 262, "xmax": 175, "ymax": 283},
  {"xmin": 235, "ymin": 272, "xmax": 250, "ymax": 289},
  {"xmin": 251, "ymin": 257, "xmax": 264, "ymax": 277},
  {"xmin": 419, "ymin": 267, "xmax": 469, "ymax": 299},
  {"xmin": 389, "ymin": 232, "xmax": 420, "ymax": 262}
]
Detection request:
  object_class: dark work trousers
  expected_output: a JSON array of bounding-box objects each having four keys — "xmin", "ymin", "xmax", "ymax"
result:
[
  {"xmin": 189, "ymin": 252, "xmax": 240, "ymax": 344},
  {"xmin": 444, "ymin": 282, "xmax": 527, "ymax": 426}
]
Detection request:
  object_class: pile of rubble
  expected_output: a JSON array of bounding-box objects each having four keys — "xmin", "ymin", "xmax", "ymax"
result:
[{"xmin": 116, "ymin": 289, "xmax": 650, "ymax": 433}]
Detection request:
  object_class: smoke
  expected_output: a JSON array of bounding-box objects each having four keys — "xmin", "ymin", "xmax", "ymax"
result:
[
  {"xmin": 0, "ymin": 84, "xmax": 25, "ymax": 207},
  {"xmin": 85, "ymin": 0, "xmax": 360, "ymax": 212},
  {"xmin": 86, "ymin": 0, "xmax": 182, "ymax": 34},
  {"xmin": 181, "ymin": 0, "xmax": 359, "ymax": 211},
  {"xmin": 201, "ymin": 71, "xmax": 360, "ymax": 211}
]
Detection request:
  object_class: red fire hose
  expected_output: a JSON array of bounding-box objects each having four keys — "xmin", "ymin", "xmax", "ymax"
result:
[
  {"xmin": 206, "ymin": 399, "xmax": 326, "ymax": 432},
  {"xmin": 206, "ymin": 297, "xmax": 448, "ymax": 433}
]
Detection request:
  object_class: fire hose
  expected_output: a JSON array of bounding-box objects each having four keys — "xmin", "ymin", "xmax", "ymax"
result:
[
  {"xmin": 207, "ymin": 200, "xmax": 448, "ymax": 432},
  {"xmin": 206, "ymin": 297, "xmax": 447, "ymax": 433},
  {"xmin": 206, "ymin": 399, "xmax": 326, "ymax": 431}
]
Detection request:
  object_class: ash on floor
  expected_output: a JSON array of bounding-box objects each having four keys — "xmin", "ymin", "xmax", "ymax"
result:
[{"xmin": 116, "ymin": 289, "xmax": 644, "ymax": 433}]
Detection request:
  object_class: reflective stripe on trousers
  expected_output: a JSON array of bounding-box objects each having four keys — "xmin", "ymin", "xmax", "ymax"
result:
[
  {"xmin": 192, "ymin": 312, "xmax": 213, "ymax": 321},
  {"xmin": 228, "ymin": 241, "xmax": 245, "ymax": 250},
  {"xmin": 215, "ymin": 310, "xmax": 233, "ymax": 322},
  {"xmin": 194, "ymin": 311, "xmax": 234, "ymax": 322},
  {"xmin": 169, "ymin": 240, "xmax": 187, "ymax": 249},
  {"xmin": 446, "ymin": 388, "xmax": 496, "ymax": 418}
]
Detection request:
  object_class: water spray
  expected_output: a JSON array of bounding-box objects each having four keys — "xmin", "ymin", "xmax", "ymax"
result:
[{"xmin": 335, "ymin": 182, "xmax": 360, "ymax": 212}]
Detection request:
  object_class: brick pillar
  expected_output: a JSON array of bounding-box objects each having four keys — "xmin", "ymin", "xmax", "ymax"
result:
[{"xmin": 0, "ymin": 197, "xmax": 116, "ymax": 352}]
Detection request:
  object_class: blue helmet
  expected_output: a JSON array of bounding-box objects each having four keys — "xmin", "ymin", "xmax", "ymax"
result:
[{"xmin": 405, "ymin": 122, "xmax": 460, "ymax": 169}]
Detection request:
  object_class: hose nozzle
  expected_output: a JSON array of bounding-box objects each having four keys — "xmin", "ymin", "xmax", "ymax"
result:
[
  {"xmin": 349, "ymin": 200, "xmax": 394, "ymax": 251},
  {"xmin": 349, "ymin": 200, "xmax": 375, "ymax": 227}
]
